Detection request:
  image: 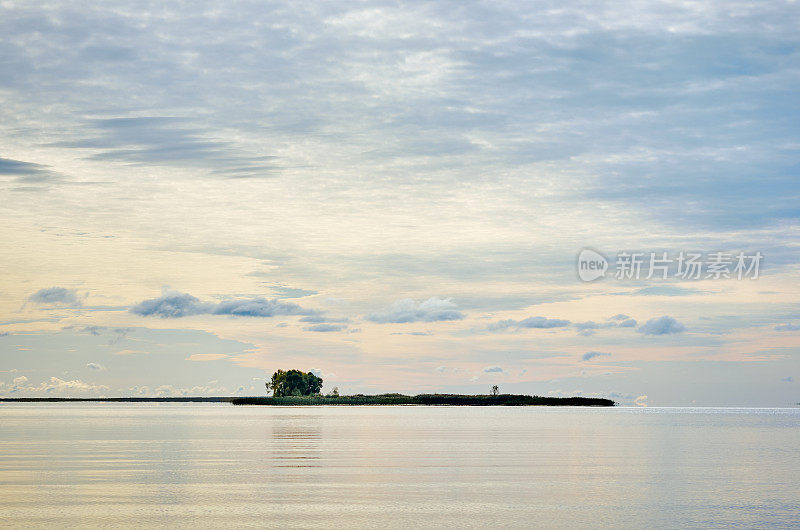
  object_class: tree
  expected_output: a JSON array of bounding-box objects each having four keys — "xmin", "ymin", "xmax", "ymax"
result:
[
  {"xmin": 491, "ymin": 385, "xmax": 499, "ymax": 396},
  {"xmin": 266, "ymin": 369, "xmax": 323, "ymax": 397}
]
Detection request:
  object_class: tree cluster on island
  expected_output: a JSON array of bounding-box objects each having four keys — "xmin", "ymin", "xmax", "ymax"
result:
[{"xmin": 265, "ymin": 369, "xmax": 324, "ymax": 397}]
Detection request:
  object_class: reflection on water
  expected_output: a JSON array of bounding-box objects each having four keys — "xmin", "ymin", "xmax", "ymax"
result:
[
  {"xmin": 269, "ymin": 414, "xmax": 322, "ymax": 468},
  {"xmin": 0, "ymin": 405, "xmax": 798, "ymax": 528}
]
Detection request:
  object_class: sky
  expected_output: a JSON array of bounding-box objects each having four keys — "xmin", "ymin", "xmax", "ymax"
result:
[{"xmin": 1, "ymin": 0, "xmax": 798, "ymax": 406}]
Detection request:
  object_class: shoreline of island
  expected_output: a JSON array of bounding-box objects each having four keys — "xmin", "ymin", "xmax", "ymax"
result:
[
  {"xmin": 0, "ymin": 394, "xmax": 615, "ymax": 406},
  {"xmin": 232, "ymin": 394, "xmax": 615, "ymax": 406}
]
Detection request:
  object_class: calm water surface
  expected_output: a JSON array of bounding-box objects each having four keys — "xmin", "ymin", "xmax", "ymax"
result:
[{"xmin": 0, "ymin": 404, "xmax": 798, "ymax": 528}]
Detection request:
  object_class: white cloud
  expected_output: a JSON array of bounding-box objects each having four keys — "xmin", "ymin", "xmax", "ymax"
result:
[
  {"xmin": 368, "ymin": 297, "xmax": 464, "ymax": 323},
  {"xmin": 5, "ymin": 376, "xmax": 108, "ymax": 395},
  {"xmin": 130, "ymin": 290, "xmax": 318, "ymax": 319},
  {"xmin": 574, "ymin": 317, "xmax": 637, "ymax": 335},
  {"xmin": 39, "ymin": 377, "xmax": 109, "ymax": 394},
  {"xmin": 130, "ymin": 386, "xmax": 150, "ymax": 396},
  {"xmin": 310, "ymin": 368, "xmax": 336, "ymax": 381},
  {"xmin": 304, "ymin": 323, "xmax": 347, "ymax": 332},
  {"xmin": 488, "ymin": 317, "xmax": 571, "ymax": 332},
  {"xmin": 638, "ymin": 316, "xmax": 686, "ymax": 336}
]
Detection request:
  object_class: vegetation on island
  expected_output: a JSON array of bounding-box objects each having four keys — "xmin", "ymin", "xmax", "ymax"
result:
[
  {"xmin": 230, "ymin": 369, "xmax": 615, "ymax": 406},
  {"xmin": 231, "ymin": 394, "xmax": 614, "ymax": 406}
]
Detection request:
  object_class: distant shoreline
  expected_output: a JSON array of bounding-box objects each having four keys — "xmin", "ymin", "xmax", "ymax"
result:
[
  {"xmin": 0, "ymin": 394, "xmax": 616, "ymax": 406},
  {"xmin": 0, "ymin": 397, "xmax": 236, "ymax": 403}
]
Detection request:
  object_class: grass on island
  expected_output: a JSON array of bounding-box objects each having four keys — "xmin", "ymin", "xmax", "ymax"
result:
[{"xmin": 231, "ymin": 393, "xmax": 615, "ymax": 406}]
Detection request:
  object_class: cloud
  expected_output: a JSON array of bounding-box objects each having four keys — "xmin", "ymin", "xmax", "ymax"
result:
[
  {"xmin": 519, "ymin": 317, "xmax": 571, "ymax": 328},
  {"xmin": 574, "ymin": 317, "xmax": 637, "ymax": 335},
  {"xmin": 130, "ymin": 290, "xmax": 317, "ymax": 318},
  {"xmin": 367, "ymin": 297, "xmax": 464, "ymax": 323},
  {"xmin": 264, "ymin": 285, "xmax": 318, "ymax": 298},
  {"xmin": 300, "ymin": 315, "xmax": 328, "ymax": 324},
  {"xmin": 304, "ymin": 323, "xmax": 347, "ymax": 332},
  {"xmin": 0, "ymin": 157, "xmax": 49, "ymax": 177},
  {"xmin": 6, "ymin": 376, "xmax": 108, "ymax": 395},
  {"xmin": 638, "ymin": 316, "xmax": 686, "ymax": 336},
  {"xmin": 79, "ymin": 326, "xmax": 130, "ymax": 344},
  {"xmin": 0, "ymin": 156, "xmax": 63, "ymax": 185},
  {"xmin": 1, "ymin": 0, "xmax": 798, "ymax": 236},
  {"xmin": 483, "ymin": 366, "xmax": 504, "ymax": 373},
  {"xmin": 582, "ymin": 351, "xmax": 611, "ymax": 362},
  {"xmin": 130, "ymin": 291, "xmax": 208, "ymax": 318},
  {"xmin": 775, "ymin": 323, "xmax": 800, "ymax": 331},
  {"xmin": 81, "ymin": 326, "xmax": 104, "ymax": 336},
  {"xmin": 86, "ymin": 362, "xmax": 105, "ymax": 371},
  {"xmin": 634, "ymin": 395, "xmax": 648, "ymax": 407},
  {"xmin": 51, "ymin": 117, "xmax": 278, "ymax": 179},
  {"xmin": 310, "ymin": 368, "xmax": 336, "ymax": 380},
  {"xmin": 28, "ymin": 287, "xmax": 81, "ymax": 306},
  {"xmin": 488, "ymin": 316, "xmax": 571, "ymax": 331},
  {"xmin": 299, "ymin": 315, "xmax": 349, "ymax": 323},
  {"xmin": 781, "ymin": 376, "xmax": 793, "ymax": 383},
  {"xmin": 212, "ymin": 298, "xmax": 315, "ymax": 317},
  {"xmin": 486, "ymin": 320, "xmax": 517, "ymax": 331}
]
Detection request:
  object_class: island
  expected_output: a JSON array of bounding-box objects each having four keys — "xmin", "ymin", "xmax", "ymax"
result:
[
  {"xmin": 233, "ymin": 369, "xmax": 615, "ymax": 406},
  {"xmin": 231, "ymin": 394, "xmax": 614, "ymax": 406}
]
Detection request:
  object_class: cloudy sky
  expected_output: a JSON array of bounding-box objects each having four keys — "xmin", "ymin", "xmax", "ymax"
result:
[{"xmin": 1, "ymin": 0, "xmax": 798, "ymax": 405}]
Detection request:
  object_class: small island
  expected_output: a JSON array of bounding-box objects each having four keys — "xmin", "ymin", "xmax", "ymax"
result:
[
  {"xmin": 232, "ymin": 369, "xmax": 615, "ymax": 407},
  {"xmin": 230, "ymin": 394, "xmax": 614, "ymax": 406},
  {"xmin": 0, "ymin": 369, "xmax": 615, "ymax": 407}
]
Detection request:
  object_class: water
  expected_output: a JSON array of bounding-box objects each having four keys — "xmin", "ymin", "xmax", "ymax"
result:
[{"xmin": 0, "ymin": 404, "xmax": 798, "ymax": 528}]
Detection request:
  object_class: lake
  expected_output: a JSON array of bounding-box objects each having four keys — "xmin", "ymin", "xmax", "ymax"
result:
[{"xmin": 0, "ymin": 404, "xmax": 798, "ymax": 528}]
